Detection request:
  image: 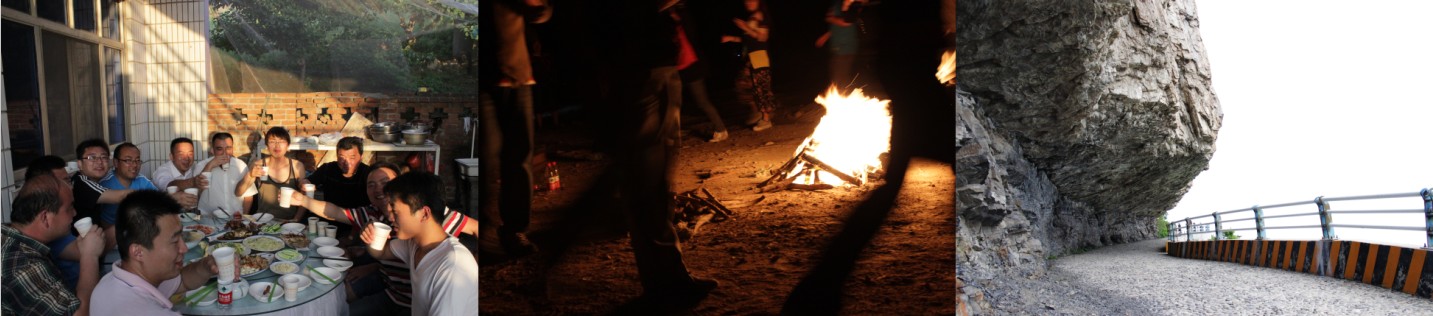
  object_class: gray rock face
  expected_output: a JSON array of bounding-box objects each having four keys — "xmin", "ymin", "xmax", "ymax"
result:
[{"xmin": 956, "ymin": 0, "xmax": 1221, "ymax": 313}]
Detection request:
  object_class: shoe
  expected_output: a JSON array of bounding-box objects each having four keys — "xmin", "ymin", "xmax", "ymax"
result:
[
  {"xmin": 708, "ymin": 131, "xmax": 728, "ymax": 143},
  {"xmin": 744, "ymin": 112, "xmax": 762, "ymax": 125},
  {"xmin": 752, "ymin": 118, "xmax": 772, "ymax": 132},
  {"xmin": 501, "ymin": 232, "xmax": 539, "ymax": 256}
]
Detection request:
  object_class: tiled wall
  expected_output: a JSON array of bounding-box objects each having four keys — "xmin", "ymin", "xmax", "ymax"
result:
[{"xmin": 127, "ymin": 0, "xmax": 210, "ymax": 176}]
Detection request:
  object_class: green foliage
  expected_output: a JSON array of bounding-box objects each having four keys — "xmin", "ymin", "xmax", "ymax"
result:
[
  {"xmin": 209, "ymin": 0, "xmax": 478, "ymax": 93},
  {"xmin": 1156, "ymin": 214, "xmax": 1169, "ymax": 238},
  {"xmin": 1209, "ymin": 230, "xmax": 1240, "ymax": 240}
]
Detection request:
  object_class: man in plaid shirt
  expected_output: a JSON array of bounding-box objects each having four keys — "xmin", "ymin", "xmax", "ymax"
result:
[{"xmin": 3, "ymin": 174, "xmax": 106, "ymax": 316}]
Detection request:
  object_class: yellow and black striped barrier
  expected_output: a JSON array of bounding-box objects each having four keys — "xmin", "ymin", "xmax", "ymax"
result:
[{"xmin": 1165, "ymin": 240, "xmax": 1432, "ymax": 299}]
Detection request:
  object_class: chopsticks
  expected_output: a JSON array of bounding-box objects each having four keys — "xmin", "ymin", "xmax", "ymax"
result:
[
  {"xmin": 308, "ymin": 256, "xmax": 352, "ymax": 262},
  {"xmin": 182, "ymin": 282, "xmax": 218, "ymax": 306},
  {"xmin": 306, "ymin": 265, "xmax": 339, "ymax": 285}
]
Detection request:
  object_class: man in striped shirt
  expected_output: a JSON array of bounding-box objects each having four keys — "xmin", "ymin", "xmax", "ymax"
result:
[
  {"xmin": 3, "ymin": 174, "xmax": 105, "ymax": 316},
  {"xmin": 289, "ymin": 163, "xmax": 479, "ymax": 315}
]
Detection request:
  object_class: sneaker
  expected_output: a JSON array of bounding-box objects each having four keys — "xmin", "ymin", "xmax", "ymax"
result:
[
  {"xmin": 500, "ymin": 232, "xmax": 539, "ymax": 257},
  {"xmin": 752, "ymin": 118, "xmax": 772, "ymax": 132},
  {"xmin": 708, "ymin": 131, "xmax": 728, "ymax": 143}
]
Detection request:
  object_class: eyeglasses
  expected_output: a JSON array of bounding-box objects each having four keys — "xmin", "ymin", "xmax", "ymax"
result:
[
  {"xmin": 117, "ymin": 158, "xmax": 142, "ymax": 165},
  {"xmin": 81, "ymin": 155, "xmax": 110, "ymax": 161}
]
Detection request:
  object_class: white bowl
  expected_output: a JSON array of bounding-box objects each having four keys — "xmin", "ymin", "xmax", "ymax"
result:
[
  {"xmin": 248, "ymin": 282, "xmax": 283, "ymax": 303},
  {"xmin": 280, "ymin": 274, "xmax": 313, "ymax": 292},
  {"xmin": 250, "ymin": 213, "xmax": 274, "ymax": 224},
  {"xmin": 269, "ymin": 261, "xmax": 300, "ymax": 275},
  {"xmin": 281, "ymin": 223, "xmax": 306, "ymax": 234},
  {"xmin": 316, "ymin": 246, "xmax": 344, "ymax": 258},
  {"xmin": 323, "ymin": 259, "xmax": 353, "ymax": 272},
  {"xmin": 311, "ymin": 237, "xmax": 340, "ymax": 248},
  {"xmin": 309, "ymin": 267, "xmax": 342, "ymax": 285}
]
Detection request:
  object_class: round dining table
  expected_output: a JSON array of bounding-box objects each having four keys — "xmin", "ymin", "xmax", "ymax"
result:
[{"xmin": 101, "ymin": 215, "xmax": 350, "ymax": 315}]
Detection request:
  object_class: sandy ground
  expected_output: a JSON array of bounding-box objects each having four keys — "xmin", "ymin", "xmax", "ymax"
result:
[{"xmin": 478, "ymin": 102, "xmax": 956, "ymax": 314}]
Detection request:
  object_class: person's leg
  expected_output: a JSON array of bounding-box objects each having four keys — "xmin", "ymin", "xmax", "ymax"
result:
[
  {"xmin": 751, "ymin": 67, "xmax": 775, "ymax": 131},
  {"xmin": 496, "ymin": 85, "xmax": 538, "ymax": 255},
  {"xmin": 478, "ymin": 90, "xmax": 503, "ymax": 238},
  {"xmin": 621, "ymin": 66, "xmax": 703, "ymax": 291},
  {"xmin": 685, "ymin": 78, "xmax": 728, "ymax": 142},
  {"xmin": 735, "ymin": 66, "xmax": 760, "ymax": 125}
]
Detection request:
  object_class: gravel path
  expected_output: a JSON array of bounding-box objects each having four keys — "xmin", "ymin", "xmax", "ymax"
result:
[{"xmin": 979, "ymin": 239, "xmax": 1433, "ymax": 315}]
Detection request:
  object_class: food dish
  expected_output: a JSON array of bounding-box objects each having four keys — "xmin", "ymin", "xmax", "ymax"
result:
[
  {"xmin": 184, "ymin": 225, "xmax": 216, "ymax": 236},
  {"xmin": 205, "ymin": 242, "xmax": 249, "ymax": 256},
  {"xmin": 269, "ymin": 261, "xmax": 300, "ymax": 275},
  {"xmin": 275, "ymin": 248, "xmax": 305, "ymax": 262},
  {"xmin": 281, "ymin": 223, "xmax": 306, "ymax": 234},
  {"xmin": 239, "ymin": 254, "xmax": 270, "ymax": 277},
  {"xmin": 244, "ymin": 235, "xmax": 285, "ymax": 252},
  {"xmin": 280, "ymin": 233, "xmax": 310, "ymax": 249},
  {"xmin": 258, "ymin": 223, "xmax": 283, "ymax": 235},
  {"xmin": 248, "ymin": 282, "xmax": 282, "ymax": 303}
]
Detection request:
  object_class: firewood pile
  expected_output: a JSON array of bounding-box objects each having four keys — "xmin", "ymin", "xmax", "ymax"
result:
[{"xmin": 673, "ymin": 188, "xmax": 733, "ymax": 241}]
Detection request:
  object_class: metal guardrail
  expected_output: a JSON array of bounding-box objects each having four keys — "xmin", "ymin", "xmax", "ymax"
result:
[{"xmin": 1167, "ymin": 188, "xmax": 1433, "ymax": 248}]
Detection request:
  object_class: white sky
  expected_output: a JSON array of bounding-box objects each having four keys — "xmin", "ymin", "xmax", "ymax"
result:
[{"xmin": 1164, "ymin": 1, "xmax": 1433, "ymax": 248}]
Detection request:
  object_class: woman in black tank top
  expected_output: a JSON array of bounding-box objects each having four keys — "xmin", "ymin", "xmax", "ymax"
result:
[{"xmin": 235, "ymin": 127, "xmax": 308, "ymax": 222}]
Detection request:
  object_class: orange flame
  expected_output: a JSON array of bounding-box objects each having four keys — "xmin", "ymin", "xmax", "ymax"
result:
[
  {"xmin": 790, "ymin": 87, "xmax": 892, "ymax": 185},
  {"xmin": 937, "ymin": 49, "xmax": 956, "ymax": 85}
]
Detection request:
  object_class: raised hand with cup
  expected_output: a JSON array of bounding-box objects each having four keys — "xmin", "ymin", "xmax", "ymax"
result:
[{"xmin": 360, "ymin": 223, "xmax": 393, "ymax": 258}]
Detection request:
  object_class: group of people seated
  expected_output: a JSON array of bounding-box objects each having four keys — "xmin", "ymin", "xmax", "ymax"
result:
[{"xmin": 3, "ymin": 126, "xmax": 480, "ymax": 316}]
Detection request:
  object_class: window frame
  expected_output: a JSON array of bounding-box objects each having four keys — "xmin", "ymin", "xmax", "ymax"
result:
[{"xmin": 2, "ymin": 0, "xmax": 124, "ymax": 176}]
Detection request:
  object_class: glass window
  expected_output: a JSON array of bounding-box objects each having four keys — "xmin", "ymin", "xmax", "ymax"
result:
[
  {"xmin": 2, "ymin": 0, "xmax": 29, "ymax": 13},
  {"xmin": 41, "ymin": 30, "xmax": 106, "ymax": 161},
  {"xmin": 105, "ymin": 47, "xmax": 124, "ymax": 143},
  {"xmin": 101, "ymin": 0, "xmax": 118, "ymax": 39},
  {"xmin": 74, "ymin": 0, "xmax": 97, "ymax": 31},
  {"xmin": 36, "ymin": 0, "xmax": 64, "ymax": 25},
  {"xmin": 4, "ymin": 20, "xmax": 44, "ymax": 170}
]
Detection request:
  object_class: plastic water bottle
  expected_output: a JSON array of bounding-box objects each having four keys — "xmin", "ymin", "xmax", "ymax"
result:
[
  {"xmin": 546, "ymin": 162, "xmax": 561, "ymax": 191},
  {"xmin": 217, "ymin": 279, "xmax": 233, "ymax": 309}
]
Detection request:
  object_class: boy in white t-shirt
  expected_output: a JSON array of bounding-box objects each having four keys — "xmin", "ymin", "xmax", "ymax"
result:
[{"xmin": 361, "ymin": 172, "xmax": 479, "ymax": 316}]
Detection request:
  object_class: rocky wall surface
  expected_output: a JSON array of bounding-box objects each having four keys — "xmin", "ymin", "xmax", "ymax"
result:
[{"xmin": 956, "ymin": 0, "xmax": 1222, "ymax": 314}]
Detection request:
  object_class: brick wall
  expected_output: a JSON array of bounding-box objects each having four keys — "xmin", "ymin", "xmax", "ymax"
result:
[{"xmin": 207, "ymin": 92, "xmax": 479, "ymax": 201}]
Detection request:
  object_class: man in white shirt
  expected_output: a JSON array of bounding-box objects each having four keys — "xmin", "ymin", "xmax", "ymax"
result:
[
  {"xmin": 90, "ymin": 190, "xmax": 232, "ymax": 315},
  {"xmin": 361, "ymin": 172, "xmax": 479, "ymax": 316},
  {"xmin": 194, "ymin": 133, "xmax": 247, "ymax": 213},
  {"xmin": 150, "ymin": 138, "xmax": 206, "ymax": 191}
]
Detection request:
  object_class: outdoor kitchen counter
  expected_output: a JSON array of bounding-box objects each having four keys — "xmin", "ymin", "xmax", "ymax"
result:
[{"xmin": 289, "ymin": 139, "xmax": 441, "ymax": 173}]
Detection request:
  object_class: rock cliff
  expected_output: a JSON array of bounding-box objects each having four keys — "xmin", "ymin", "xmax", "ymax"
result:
[{"xmin": 955, "ymin": 0, "xmax": 1221, "ymax": 313}]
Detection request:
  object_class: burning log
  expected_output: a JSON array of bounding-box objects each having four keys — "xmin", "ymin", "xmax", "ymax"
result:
[
  {"xmin": 755, "ymin": 87, "xmax": 890, "ymax": 191},
  {"xmin": 672, "ymin": 188, "xmax": 735, "ymax": 240}
]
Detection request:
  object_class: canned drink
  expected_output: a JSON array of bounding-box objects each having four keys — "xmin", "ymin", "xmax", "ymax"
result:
[{"xmin": 217, "ymin": 280, "xmax": 234, "ymax": 308}]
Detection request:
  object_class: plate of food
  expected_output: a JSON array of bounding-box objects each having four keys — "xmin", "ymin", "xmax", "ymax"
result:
[
  {"xmin": 244, "ymin": 235, "xmax": 285, "ymax": 253},
  {"xmin": 184, "ymin": 224, "xmax": 217, "ymax": 237},
  {"xmin": 269, "ymin": 261, "xmax": 300, "ymax": 275},
  {"xmin": 182, "ymin": 229, "xmax": 206, "ymax": 249},
  {"xmin": 258, "ymin": 223, "xmax": 283, "ymax": 235},
  {"xmin": 218, "ymin": 220, "xmax": 257, "ymax": 241},
  {"xmin": 203, "ymin": 242, "xmax": 250, "ymax": 256},
  {"xmin": 281, "ymin": 233, "xmax": 310, "ymax": 249},
  {"xmin": 239, "ymin": 254, "xmax": 271, "ymax": 278},
  {"xmin": 274, "ymin": 248, "xmax": 306, "ymax": 262}
]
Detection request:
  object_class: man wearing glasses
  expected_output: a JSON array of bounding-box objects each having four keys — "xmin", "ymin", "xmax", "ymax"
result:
[
  {"xmin": 71, "ymin": 139, "xmax": 196, "ymax": 250},
  {"xmin": 99, "ymin": 143, "xmax": 161, "ymax": 225}
]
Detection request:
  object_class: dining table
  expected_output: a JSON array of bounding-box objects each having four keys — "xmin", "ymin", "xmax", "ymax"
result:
[{"xmin": 101, "ymin": 213, "xmax": 350, "ymax": 315}]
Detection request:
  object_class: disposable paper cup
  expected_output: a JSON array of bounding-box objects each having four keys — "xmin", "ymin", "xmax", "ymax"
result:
[
  {"xmin": 73, "ymin": 217, "xmax": 93, "ymax": 238},
  {"xmin": 324, "ymin": 225, "xmax": 338, "ymax": 238},
  {"xmin": 184, "ymin": 188, "xmax": 199, "ymax": 196},
  {"xmin": 66, "ymin": 161, "xmax": 79, "ymax": 173},
  {"xmin": 201, "ymin": 172, "xmax": 213, "ymax": 187},
  {"xmin": 168, "ymin": 186, "xmax": 179, "ymax": 194},
  {"xmin": 283, "ymin": 277, "xmax": 299, "ymax": 302},
  {"xmin": 308, "ymin": 218, "xmax": 320, "ymax": 234},
  {"xmin": 259, "ymin": 166, "xmax": 269, "ymax": 181},
  {"xmin": 368, "ymin": 223, "xmax": 392, "ymax": 251},
  {"xmin": 303, "ymin": 184, "xmax": 316, "ymax": 198},
  {"xmin": 279, "ymin": 187, "xmax": 295, "ymax": 208},
  {"xmin": 213, "ymin": 247, "xmax": 237, "ymax": 282}
]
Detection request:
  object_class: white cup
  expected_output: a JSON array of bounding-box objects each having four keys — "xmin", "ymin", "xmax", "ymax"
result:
[
  {"xmin": 200, "ymin": 172, "xmax": 213, "ymax": 188},
  {"xmin": 308, "ymin": 217, "xmax": 320, "ymax": 234},
  {"xmin": 184, "ymin": 188, "xmax": 199, "ymax": 196},
  {"xmin": 167, "ymin": 186, "xmax": 179, "ymax": 194},
  {"xmin": 302, "ymin": 184, "xmax": 316, "ymax": 198},
  {"xmin": 279, "ymin": 187, "xmax": 295, "ymax": 208},
  {"xmin": 213, "ymin": 247, "xmax": 237, "ymax": 282},
  {"xmin": 368, "ymin": 223, "xmax": 392, "ymax": 251},
  {"xmin": 324, "ymin": 225, "xmax": 338, "ymax": 238},
  {"xmin": 66, "ymin": 161, "xmax": 79, "ymax": 174},
  {"xmin": 73, "ymin": 217, "xmax": 93, "ymax": 238},
  {"xmin": 259, "ymin": 166, "xmax": 269, "ymax": 181},
  {"xmin": 283, "ymin": 276, "xmax": 299, "ymax": 302}
]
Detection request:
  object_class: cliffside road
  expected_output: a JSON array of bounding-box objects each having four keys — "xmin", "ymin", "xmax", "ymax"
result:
[{"xmin": 979, "ymin": 239, "xmax": 1433, "ymax": 315}]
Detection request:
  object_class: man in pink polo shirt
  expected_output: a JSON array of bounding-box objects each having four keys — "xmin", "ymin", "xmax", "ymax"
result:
[{"xmin": 90, "ymin": 190, "xmax": 233, "ymax": 315}]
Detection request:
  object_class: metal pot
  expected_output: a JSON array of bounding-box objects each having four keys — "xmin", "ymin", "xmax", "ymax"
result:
[
  {"xmin": 367, "ymin": 122, "xmax": 400, "ymax": 143},
  {"xmin": 401, "ymin": 130, "xmax": 430, "ymax": 145}
]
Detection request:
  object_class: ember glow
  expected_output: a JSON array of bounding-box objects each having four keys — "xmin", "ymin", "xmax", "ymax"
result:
[
  {"xmin": 937, "ymin": 49, "xmax": 956, "ymax": 85},
  {"xmin": 790, "ymin": 87, "xmax": 892, "ymax": 185}
]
